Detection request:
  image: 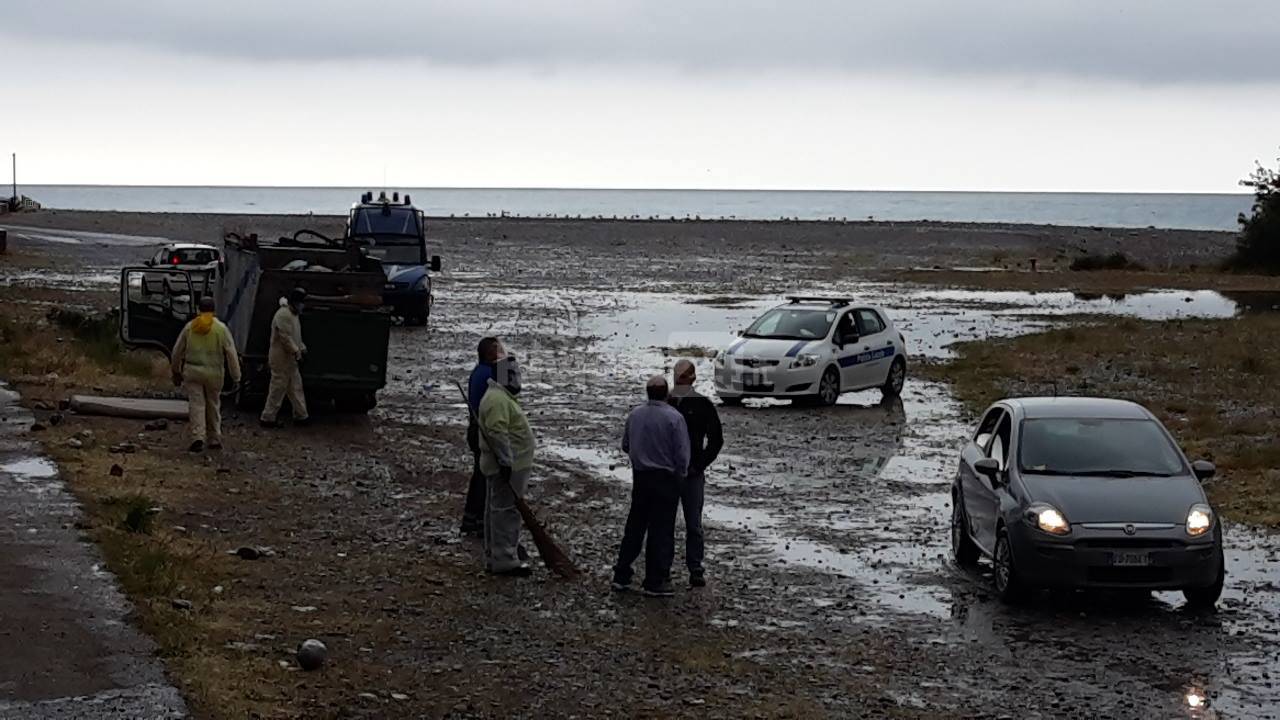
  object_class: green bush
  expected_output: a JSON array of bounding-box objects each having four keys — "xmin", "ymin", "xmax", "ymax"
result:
[{"xmin": 1231, "ymin": 154, "xmax": 1280, "ymax": 274}]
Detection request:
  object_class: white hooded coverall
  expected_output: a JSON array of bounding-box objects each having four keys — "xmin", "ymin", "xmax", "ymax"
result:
[{"xmin": 261, "ymin": 300, "xmax": 308, "ymax": 422}]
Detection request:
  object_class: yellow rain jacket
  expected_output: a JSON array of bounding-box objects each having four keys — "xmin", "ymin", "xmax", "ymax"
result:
[
  {"xmin": 477, "ymin": 380, "xmax": 536, "ymax": 476},
  {"xmin": 172, "ymin": 313, "xmax": 241, "ymax": 385}
]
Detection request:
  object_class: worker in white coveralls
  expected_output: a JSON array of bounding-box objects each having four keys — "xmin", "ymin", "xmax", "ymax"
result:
[
  {"xmin": 477, "ymin": 354, "xmax": 536, "ymax": 577},
  {"xmin": 259, "ymin": 287, "xmax": 310, "ymax": 428},
  {"xmin": 171, "ymin": 295, "xmax": 241, "ymax": 453}
]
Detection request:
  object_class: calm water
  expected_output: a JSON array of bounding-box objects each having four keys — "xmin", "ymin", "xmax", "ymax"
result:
[{"xmin": 22, "ymin": 185, "xmax": 1250, "ymax": 230}]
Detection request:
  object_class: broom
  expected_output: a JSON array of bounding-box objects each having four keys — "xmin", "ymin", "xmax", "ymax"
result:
[{"xmin": 456, "ymin": 381, "xmax": 580, "ymax": 579}]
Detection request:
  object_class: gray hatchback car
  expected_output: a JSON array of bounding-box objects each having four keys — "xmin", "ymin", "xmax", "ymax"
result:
[{"xmin": 951, "ymin": 397, "xmax": 1224, "ymax": 607}]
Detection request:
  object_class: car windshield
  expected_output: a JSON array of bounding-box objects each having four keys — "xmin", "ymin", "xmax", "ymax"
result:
[
  {"xmin": 743, "ymin": 308, "xmax": 836, "ymax": 340},
  {"xmin": 350, "ymin": 207, "xmax": 421, "ymax": 239},
  {"xmin": 1019, "ymin": 418, "xmax": 1187, "ymax": 477}
]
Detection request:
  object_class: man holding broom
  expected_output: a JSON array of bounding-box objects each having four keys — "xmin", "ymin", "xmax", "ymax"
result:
[{"xmin": 477, "ymin": 353, "xmax": 536, "ymax": 577}]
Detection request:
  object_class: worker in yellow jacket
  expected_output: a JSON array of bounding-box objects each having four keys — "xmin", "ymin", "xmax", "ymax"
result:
[
  {"xmin": 171, "ymin": 296, "xmax": 241, "ymax": 452},
  {"xmin": 260, "ymin": 288, "xmax": 310, "ymax": 428},
  {"xmin": 477, "ymin": 355, "xmax": 536, "ymax": 576}
]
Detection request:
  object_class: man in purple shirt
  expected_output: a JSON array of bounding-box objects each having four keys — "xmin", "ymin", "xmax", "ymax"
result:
[{"xmin": 612, "ymin": 375, "xmax": 691, "ymax": 597}]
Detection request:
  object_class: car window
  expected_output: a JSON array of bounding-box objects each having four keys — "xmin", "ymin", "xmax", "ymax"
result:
[
  {"xmin": 1019, "ymin": 418, "xmax": 1187, "ymax": 476},
  {"xmin": 973, "ymin": 407, "xmax": 1004, "ymax": 449},
  {"xmin": 835, "ymin": 312, "xmax": 858, "ymax": 341},
  {"xmin": 855, "ymin": 309, "xmax": 885, "ymax": 336},
  {"xmin": 990, "ymin": 415, "xmax": 1013, "ymax": 469}
]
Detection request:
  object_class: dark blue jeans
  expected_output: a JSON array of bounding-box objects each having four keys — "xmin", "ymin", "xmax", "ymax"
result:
[
  {"xmin": 680, "ymin": 471, "xmax": 705, "ymax": 573},
  {"xmin": 613, "ymin": 470, "xmax": 680, "ymax": 589}
]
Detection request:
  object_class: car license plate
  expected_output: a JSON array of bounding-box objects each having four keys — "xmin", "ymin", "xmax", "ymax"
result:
[
  {"xmin": 742, "ymin": 372, "xmax": 764, "ymax": 386},
  {"xmin": 1111, "ymin": 551, "xmax": 1150, "ymax": 567}
]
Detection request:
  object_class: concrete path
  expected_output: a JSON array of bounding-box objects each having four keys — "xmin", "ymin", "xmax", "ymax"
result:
[{"xmin": 0, "ymin": 382, "xmax": 186, "ymax": 719}]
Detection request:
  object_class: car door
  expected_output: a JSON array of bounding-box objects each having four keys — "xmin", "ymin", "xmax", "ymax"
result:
[
  {"xmin": 853, "ymin": 308, "xmax": 895, "ymax": 388},
  {"xmin": 120, "ymin": 267, "xmax": 196, "ymax": 354},
  {"xmin": 959, "ymin": 407, "xmax": 1007, "ymax": 554}
]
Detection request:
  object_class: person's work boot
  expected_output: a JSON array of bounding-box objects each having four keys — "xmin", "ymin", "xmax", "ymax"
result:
[
  {"xmin": 459, "ymin": 521, "xmax": 483, "ymax": 539},
  {"xmin": 491, "ymin": 564, "xmax": 532, "ymax": 578},
  {"xmin": 610, "ymin": 579, "xmax": 631, "ymax": 593},
  {"xmin": 259, "ymin": 418, "xmax": 283, "ymax": 429},
  {"xmin": 293, "ymin": 417, "xmax": 312, "ymax": 428},
  {"xmin": 208, "ymin": 439, "xmax": 223, "ymax": 451},
  {"xmin": 188, "ymin": 440, "xmax": 205, "ymax": 453},
  {"xmin": 689, "ymin": 569, "xmax": 707, "ymax": 588},
  {"xmin": 642, "ymin": 580, "xmax": 675, "ymax": 598},
  {"xmin": 517, "ymin": 544, "xmax": 530, "ymax": 562}
]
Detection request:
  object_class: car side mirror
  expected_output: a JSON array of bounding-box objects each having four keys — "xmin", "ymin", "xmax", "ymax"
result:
[
  {"xmin": 975, "ymin": 457, "xmax": 1001, "ymax": 483},
  {"xmin": 1192, "ymin": 460, "xmax": 1216, "ymax": 481},
  {"xmin": 430, "ymin": 255, "xmax": 442, "ymax": 272}
]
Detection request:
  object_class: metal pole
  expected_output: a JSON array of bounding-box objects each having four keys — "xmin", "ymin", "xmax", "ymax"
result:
[{"xmin": 10, "ymin": 153, "xmax": 15, "ymax": 203}]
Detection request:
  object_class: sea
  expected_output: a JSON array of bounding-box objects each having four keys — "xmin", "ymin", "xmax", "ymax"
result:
[{"xmin": 20, "ymin": 185, "xmax": 1253, "ymax": 231}]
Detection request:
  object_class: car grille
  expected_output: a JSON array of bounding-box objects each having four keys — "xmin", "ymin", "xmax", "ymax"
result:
[
  {"xmin": 1074, "ymin": 539, "xmax": 1182, "ymax": 550},
  {"xmin": 1087, "ymin": 566, "xmax": 1173, "ymax": 584},
  {"xmin": 734, "ymin": 358, "xmax": 780, "ymax": 368}
]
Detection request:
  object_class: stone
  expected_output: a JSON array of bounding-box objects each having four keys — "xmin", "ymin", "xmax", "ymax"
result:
[
  {"xmin": 233, "ymin": 546, "xmax": 261, "ymax": 560},
  {"xmin": 109, "ymin": 464, "xmax": 124, "ymax": 477},
  {"xmin": 109, "ymin": 442, "xmax": 139, "ymax": 454},
  {"xmin": 48, "ymin": 413, "xmax": 64, "ymax": 426},
  {"xmin": 30, "ymin": 422, "xmax": 46, "ymax": 432},
  {"xmin": 296, "ymin": 639, "xmax": 328, "ymax": 671},
  {"xmin": 143, "ymin": 419, "xmax": 169, "ymax": 431},
  {"xmin": 170, "ymin": 598, "xmax": 193, "ymax": 611},
  {"xmin": 64, "ymin": 438, "xmax": 84, "ymax": 449}
]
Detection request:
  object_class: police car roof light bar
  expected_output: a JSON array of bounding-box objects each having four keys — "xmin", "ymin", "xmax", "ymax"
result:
[{"xmin": 786, "ymin": 295, "xmax": 853, "ymax": 307}]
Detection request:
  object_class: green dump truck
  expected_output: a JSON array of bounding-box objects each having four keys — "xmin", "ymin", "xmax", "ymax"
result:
[{"xmin": 120, "ymin": 231, "xmax": 392, "ymax": 413}]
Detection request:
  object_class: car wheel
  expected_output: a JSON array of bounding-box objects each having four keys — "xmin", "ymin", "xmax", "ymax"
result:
[
  {"xmin": 951, "ymin": 495, "xmax": 980, "ymax": 567},
  {"xmin": 816, "ymin": 366, "xmax": 840, "ymax": 406},
  {"xmin": 881, "ymin": 357, "xmax": 906, "ymax": 398},
  {"xmin": 993, "ymin": 531, "xmax": 1030, "ymax": 604},
  {"xmin": 1183, "ymin": 554, "xmax": 1225, "ymax": 610},
  {"xmin": 720, "ymin": 396, "xmax": 742, "ymax": 407}
]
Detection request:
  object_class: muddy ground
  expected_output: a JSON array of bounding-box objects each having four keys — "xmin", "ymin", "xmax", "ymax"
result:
[{"xmin": 1, "ymin": 212, "xmax": 1277, "ymax": 719}]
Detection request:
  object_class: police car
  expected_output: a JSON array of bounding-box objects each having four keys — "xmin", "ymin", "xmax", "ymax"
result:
[{"xmin": 713, "ymin": 296, "xmax": 907, "ymax": 406}]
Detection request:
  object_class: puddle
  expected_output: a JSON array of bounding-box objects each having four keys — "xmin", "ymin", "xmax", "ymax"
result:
[
  {"xmin": 0, "ymin": 224, "xmax": 174, "ymax": 247},
  {"xmin": 1, "ymin": 457, "xmax": 58, "ymax": 479}
]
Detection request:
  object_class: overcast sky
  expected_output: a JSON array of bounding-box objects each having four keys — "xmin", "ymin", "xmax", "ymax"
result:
[{"xmin": 3, "ymin": 1, "xmax": 1278, "ymax": 191}]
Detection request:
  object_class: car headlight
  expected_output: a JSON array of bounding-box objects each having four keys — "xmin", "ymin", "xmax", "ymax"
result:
[
  {"xmin": 413, "ymin": 275, "xmax": 429, "ymax": 290},
  {"xmin": 1186, "ymin": 504, "xmax": 1214, "ymax": 537},
  {"xmin": 790, "ymin": 353, "xmax": 819, "ymax": 369},
  {"xmin": 713, "ymin": 353, "xmax": 725, "ymax": 367},
  {"xmin": 1026, "ymin": 503, "xmax": 1070, "ymax": 535}
]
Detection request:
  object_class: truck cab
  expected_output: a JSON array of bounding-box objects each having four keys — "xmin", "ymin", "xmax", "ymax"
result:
[{"xmin": 345, "ymin": 191, "xmax": 441, "ymax": 326}]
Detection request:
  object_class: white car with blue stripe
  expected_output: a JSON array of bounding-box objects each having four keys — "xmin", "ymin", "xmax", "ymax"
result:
[{"xmin": 713, "ymin": 296, "xmax": 908, "ymax": 406}]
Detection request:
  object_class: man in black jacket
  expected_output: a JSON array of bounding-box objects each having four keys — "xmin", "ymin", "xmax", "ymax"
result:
[{"xmin": 668, "ymin": 359, "xmax": 724, "ymax": 587}]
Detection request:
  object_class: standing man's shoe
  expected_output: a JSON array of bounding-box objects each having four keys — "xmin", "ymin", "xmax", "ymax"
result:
[
  {"xmin": 689, "ymin": 570, "xmax": 706, "ymax": 588},
  {"xmin": 491, "ymin": 564, "xmax": 532, "ymax": 578},
  {"xmin": 642, "ymin": 581, "xmax": 675, "ymax": 598},
  {"xmin": 188, "ymin": 440, "xmax": 205, "ymax": 453},
  {"xmin": 610, "ymin": 578, "xmax": 632, "ymax": 593},
  {"xmin": 293, "ymin": 417, "xmax": 312, "ymax": 428},
  {"xmin": 259, "ymin": 419, "xmax": 283, "ymax": 429}
]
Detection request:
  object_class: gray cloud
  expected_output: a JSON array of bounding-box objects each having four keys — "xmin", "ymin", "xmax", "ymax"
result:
[{"xmin": 6, "ymin": 0, "xmax": 1279, "ymax": 83}]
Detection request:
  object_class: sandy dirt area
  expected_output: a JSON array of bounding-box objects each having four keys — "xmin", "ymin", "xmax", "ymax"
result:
[{"xmin": 0, "ymin": 211, "xmax": 1276, "ymax": 719}]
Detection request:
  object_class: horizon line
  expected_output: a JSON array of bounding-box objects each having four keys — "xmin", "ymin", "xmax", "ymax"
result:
[{"xmin": 16, "ymin": 183, "xmax": 1252, "ymax": 196}]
